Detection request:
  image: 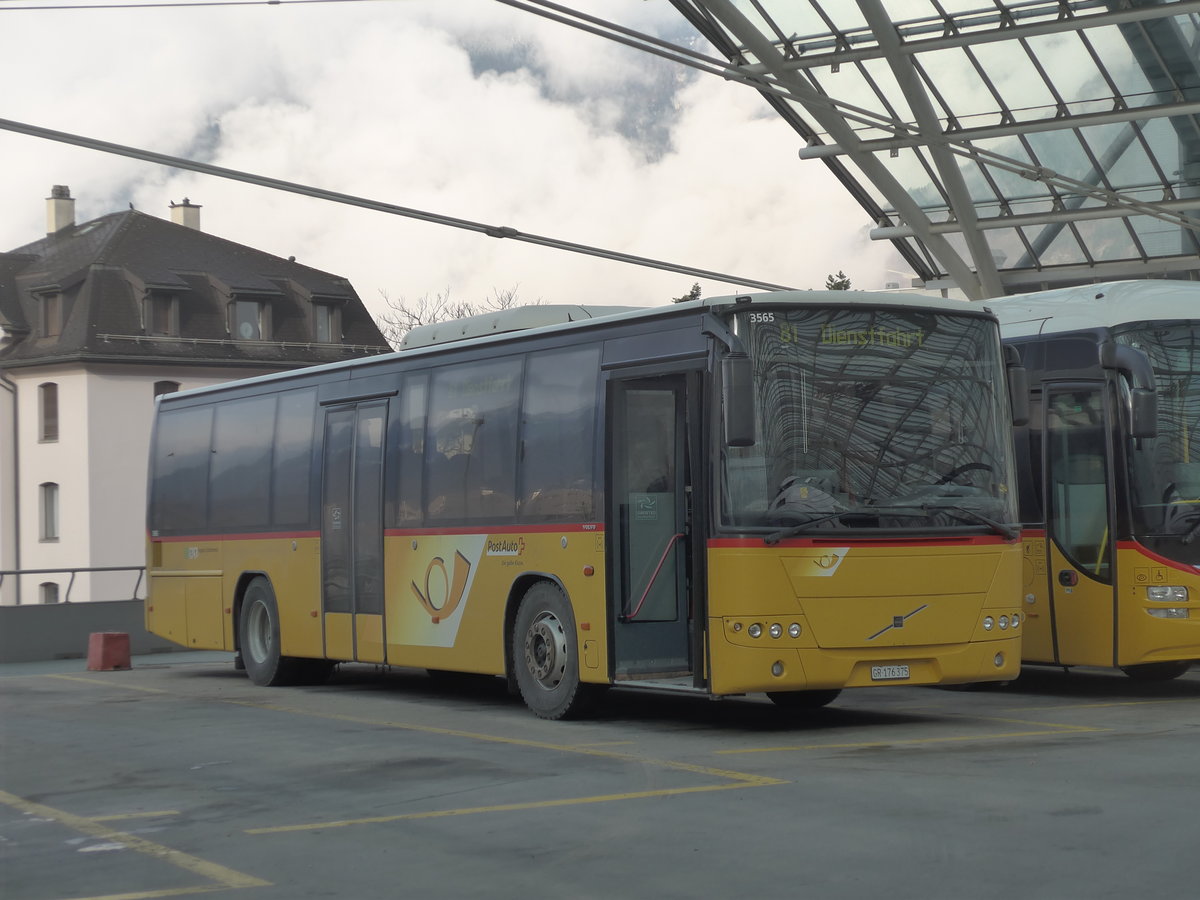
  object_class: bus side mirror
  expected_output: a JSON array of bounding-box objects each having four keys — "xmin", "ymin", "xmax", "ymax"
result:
[
  {"xmin": 1003, "ymin": 345, "xmax": 1029, "ymax": 426},
  {"xmin": 1129, "ymin": 390, "xmax": 1157, "ymax": 439},
  {"xmin": 1099, "ymin": 342, "xmax": 1158, "ymax": 439},
  {"xmin": 721, "ymin": 351, "xmax": 755, "ymax": 447}
]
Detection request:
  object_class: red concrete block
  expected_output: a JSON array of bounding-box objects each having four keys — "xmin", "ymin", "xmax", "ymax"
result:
[{"xmin": 87, "ymin": 632, "xmax": 131, "ymax": 671}]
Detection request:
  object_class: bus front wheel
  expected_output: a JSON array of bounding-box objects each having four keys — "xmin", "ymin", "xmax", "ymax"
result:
[
  {"xmin": 239, "ymin": 577, "xmax": 302, "ymax": 686},
  {"xmin": 512, "ymin": 582, "xmax": 599, "ymax": 720},
  {"xmin": 1120, "ymin": 661, "xmax": 1192, "ymax": 681}
]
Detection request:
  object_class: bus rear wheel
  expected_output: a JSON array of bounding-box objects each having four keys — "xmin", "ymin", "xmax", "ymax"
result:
[
  {"xmin": 239, "ymin": 577, "xmax": 303, "ymax": 686},
  {"xmin": 766, "ymin": 689, "xmax": 841, "ymax": 709},
  {"xmin": 512, "ymin": 582, "xmax": 599, "ymax": 720},
  {"xmin": 1120, "ymin": 661, "xmax": 1192, "ymax": 681}
]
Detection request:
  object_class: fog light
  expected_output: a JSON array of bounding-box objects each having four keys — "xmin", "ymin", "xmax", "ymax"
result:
[
  {"xmin": 1148, "ymin": 608, "xmax": 1190, "ymax": 619},
  {"xmin": 983, "ymin": 616, "xmax": 994, "ymax": 631},
  {"xmin": 769, "ymin": 623, "xmax": 783, "ymax": 639},
  {"xmin": 999, "ymin": 615, "xmax": 1009, "ymax": 630},
  {"xmin": 993, "ymin": 652, "xmax": 1005, "ymax": 667},
  {"xmin": 771, "ymin": 661, "xmax": 784, "ymax": 677},
  {"xmin": 748, "ymin": 623, "xmax": 763, "ymax": 638},
  {"xmin": 788, "ymin": 623, "xmax": 802, "ymax": 638}
]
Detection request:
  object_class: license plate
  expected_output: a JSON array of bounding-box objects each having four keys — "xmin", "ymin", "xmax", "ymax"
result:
[{"xmin": 871, "ymin": 664, "xmax": 910, "ymax": 681}]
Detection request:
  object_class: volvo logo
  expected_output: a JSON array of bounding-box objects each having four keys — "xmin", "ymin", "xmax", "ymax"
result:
[{"xmin": 867, "ymin": 605, "xmax": 929, "ymax": 641}]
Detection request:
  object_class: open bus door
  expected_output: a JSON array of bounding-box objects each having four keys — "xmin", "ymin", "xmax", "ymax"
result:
[
  {"xmin": 607, "ymin": 374, "xmax": 700, "ymax": 684},
  {"xmin": 1042, "ymin": 383, "xmax": 1118, "ymax": 667},
  {"xmin": 320, "ymin": 402, "xmax": 388, "ymax": 663}
]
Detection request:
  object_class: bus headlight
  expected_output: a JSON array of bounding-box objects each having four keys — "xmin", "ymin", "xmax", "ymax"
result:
[
  {"xmin": 788, "ymin": 623, "xmax": 802, "ymax": 638},
  {"xmin": 748, "ymin": 623, "xmax": 763, "ymax": 638},
  {"xmin": 999, "ymin": 615, "xmax": 1009, "ymax": 630},
  {"xmin": 983, "ymin": 616, "xmax": 994, "ymax": 631},
  {"xmin": 1147, "ymin": 608, "xmax": 1190, "ymax": 619},
  {"xmin": 769, "ymin": 623, "xmax": 783, "ymax": 639},
  {"xmin": 1147, "ymin": 586, "xmax": 1188, "ymax": 602}
]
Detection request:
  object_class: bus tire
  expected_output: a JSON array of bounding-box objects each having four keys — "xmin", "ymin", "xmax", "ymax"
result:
[
  {"xmin": 766, "ymin": 689, "xmax": 841, "ymax": 709},
  {"xmin": 239, "ymin": 576, "xmax": 302, "ymax": 687},
  {"xmin": 1120, "ymin": 661, "xmax": 1192, "ymax": 681},
  {"xmin": 512, "ymin": 582, "xmax": 598, "ymax": 720}
]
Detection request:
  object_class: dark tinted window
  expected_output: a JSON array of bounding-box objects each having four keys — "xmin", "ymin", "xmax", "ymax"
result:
[
  {"xmin": 152, "ymin": 406, "xmax": 214, "ymax": 534},
  {"xmin": 520, "ymin": 347, "xmax": 600, "ymax": 520},
  {"xmin": 395, "ymin": 375, "xmax": 428, "ymax": 525},
  {"xmin": 273, "ymin": 389, "xmax": 317, "ymax": 527},
  {"xmin": 210, "ymin": 396, "xmax": 275, "ymax": 529},
  {"xmin": 427, "ymin": 358, "xmax": 522, "ymax": 522}
]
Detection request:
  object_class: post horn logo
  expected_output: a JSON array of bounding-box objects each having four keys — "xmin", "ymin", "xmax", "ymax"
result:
[{"xmin": 412, "ymin": 550, "xmax": 472, "ymax": 623}]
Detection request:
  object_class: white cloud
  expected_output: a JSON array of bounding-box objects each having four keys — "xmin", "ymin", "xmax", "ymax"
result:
[{"xmin": 0, "ymin": 0, "xmax": 888, "ymax": 319}]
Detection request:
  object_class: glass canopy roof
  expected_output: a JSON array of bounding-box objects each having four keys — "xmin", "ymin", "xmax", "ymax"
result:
[{"xmin": 666, "ymin": 0, "xmax": 1200, "ymax": 299}]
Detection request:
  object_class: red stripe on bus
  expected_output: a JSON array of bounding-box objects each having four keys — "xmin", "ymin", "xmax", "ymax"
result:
[
  {"xmin": 151, "ymin": 531, "xmax": 321, "ymax": 543},
  {"xmin": 385, "ymin": 523, "xmax": 604, "ymax": 537},
  {"xmin": 1116, "ymin": 540, "xmax": 1200, "ymax": 575},
  {"xmin": 707, "ymin": 535, "xmax": 1011, "ymax": 548}
]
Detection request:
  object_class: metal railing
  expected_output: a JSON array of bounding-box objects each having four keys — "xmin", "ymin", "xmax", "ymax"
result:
[{"xmin": 0, "ymin": 566, "xmax": 146, "ymax": 603}]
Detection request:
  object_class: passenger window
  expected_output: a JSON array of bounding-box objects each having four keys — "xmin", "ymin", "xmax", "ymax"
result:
[{"xmin": 519, "ymin": 347, "xmax": 600, "ymax": 520}]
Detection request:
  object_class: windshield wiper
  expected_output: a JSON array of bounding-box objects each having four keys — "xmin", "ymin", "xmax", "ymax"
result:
[
  {"xmin": 903, "ymin": 503, "xmax": 1020, "ymax": 540},
  {"xmin": 763, "ymin": 509, "xmax": 861, "ymax": 545}
]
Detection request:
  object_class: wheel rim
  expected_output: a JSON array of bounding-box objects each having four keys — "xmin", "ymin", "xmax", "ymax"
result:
[
  {"xmin": 523, "ymin": 610, "xmax": 568, "ymax": 691},
  {"xmin": 245, "ymin": 598, "xmax": 271, "ymax": 664}
]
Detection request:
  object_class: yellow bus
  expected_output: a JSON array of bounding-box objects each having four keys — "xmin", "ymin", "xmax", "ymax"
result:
[
  {"xmin": 146, "ymin": 291, "xmax": 1026, "ymax": 718},
  {"xmin": 992, "ymin": 280, "xmax": 1200, "ymax": 679}
]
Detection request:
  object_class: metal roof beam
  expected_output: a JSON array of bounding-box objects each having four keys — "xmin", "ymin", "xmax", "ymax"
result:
[
  {"xmin": 796, "ymin": 99, "xmax": 1200, "ymax": 158},
  {"xmin": 856, "ymin": 0, "xmax": 1004, "ymax": 297},
  {"xmin": 740, "ymin": 1, "xmax": 1200, "ymax": 73},
  {"xmin": 870, "ymin": 196, "xmax": 1200, "ymax": 239},
  {"xmin": 695, "ymin": 0, "xmax": 988, "ymax": 298}
]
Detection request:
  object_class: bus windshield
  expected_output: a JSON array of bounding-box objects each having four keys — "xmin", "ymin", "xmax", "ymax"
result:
[
  {"xmin": 722, "ymin": 306, "xmax": 1018, "ymax": 536},
  {"xmin": 1117, "ymin": 321, "xmax": 1200, "ymax": 559}
]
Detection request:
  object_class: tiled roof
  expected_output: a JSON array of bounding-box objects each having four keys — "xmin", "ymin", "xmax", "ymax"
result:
[{"xmin": 0, "ymin": 208, "xmax": 390, "ymax": 369}]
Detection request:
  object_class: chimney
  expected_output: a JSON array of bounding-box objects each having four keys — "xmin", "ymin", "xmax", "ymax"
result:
[
  {"xmin": 169, "ymin": 198, "xmax": 202, "ymax": 231},
  {"xmin": 46, "ymin": 185, "xmax": 75, "ymax": 234}
]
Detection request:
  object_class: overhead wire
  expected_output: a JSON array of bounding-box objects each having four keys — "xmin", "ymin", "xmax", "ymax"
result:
[{"xmin": 0, "ymin": 117, "xmax": 798, "ymax": 292}]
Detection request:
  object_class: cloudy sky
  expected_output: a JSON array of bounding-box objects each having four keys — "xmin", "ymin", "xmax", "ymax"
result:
[{"xmin": 0, "ymin": 0, "xmax": 899, "ymax": 320}]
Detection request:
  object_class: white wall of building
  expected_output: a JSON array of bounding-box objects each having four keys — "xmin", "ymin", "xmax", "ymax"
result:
[{"xmin": 2, "ymin": 363, "xmax": 283, "ymax": 605}]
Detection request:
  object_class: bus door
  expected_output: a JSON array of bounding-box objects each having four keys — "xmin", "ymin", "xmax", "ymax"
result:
[
  {"xmin": 321, "ymin": 402, "xmax": 387, "ymax": 663},
  {"xmin": 1042, "ymin": 384, "xmax": 1118, "ymax": 667},
  {"xmin": 607, "ymin": 375, "xmax": 696, "ymax": 681}
]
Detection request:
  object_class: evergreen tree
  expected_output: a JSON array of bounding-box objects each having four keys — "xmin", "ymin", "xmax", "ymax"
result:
[{"xmin": 825, "ymin": 271, "xmax": 852, "ymax": 290}]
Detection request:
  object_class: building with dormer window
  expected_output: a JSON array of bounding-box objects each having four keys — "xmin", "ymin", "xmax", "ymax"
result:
[{"xmin": 0, "ymin": 186, "xmax": 391, "ymax": 605}]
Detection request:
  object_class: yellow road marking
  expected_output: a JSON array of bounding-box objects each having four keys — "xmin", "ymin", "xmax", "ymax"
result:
[
  {"xmin": 91, "ymin": 810, "xmax": 181, "ymax": 822},
  {"xmin": 224, "ymin": 698, "xmax": 781, "ymax": 833},
  {"xmin": 0, "ymin": 790, "xmax": 269, "ymax": 897},
  {"xmin": 247, "ymin": 782, "xmax": 764, "ymax": 834},
  {"xmin": 718, "ymin": 722, "xmax": 1105, "ymax": 755},
  {"xmin": 46, "ymin": 674, "xmax": 168, "ymax": 694}
]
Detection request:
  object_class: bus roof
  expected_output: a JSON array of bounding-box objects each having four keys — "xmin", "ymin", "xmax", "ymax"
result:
[
  {"xmin": 988, "ymin": 280, "xmax": 1200, "ymax": 338},
  {"xmin": 157, "ymin": 289, "xmax": 991, "ymax": 403}
]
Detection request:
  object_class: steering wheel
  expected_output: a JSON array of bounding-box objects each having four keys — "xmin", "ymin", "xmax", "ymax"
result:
[{"xmin": 935, "ymin": 462, "xmax": 993, "ymax": 486}]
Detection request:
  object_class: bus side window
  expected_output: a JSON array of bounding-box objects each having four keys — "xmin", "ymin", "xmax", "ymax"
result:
[
  {"xmin": 395, "ymin": 376, "xmax": 427, "ymax": 525},
  {"xmin": 519, "ymin": 347, "xmax": 600, "ymax": 520}
]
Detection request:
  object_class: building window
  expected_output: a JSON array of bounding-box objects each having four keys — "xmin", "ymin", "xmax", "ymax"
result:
[
  {"xmin": 145, "ymin": 295, "xmax": 179, "ymax": 337},
  {"xmin": 40, "ymin": 292, "xmax": 63, "ymax": 337},
  {"xmin": 40, "ymin": 482, "xmax": 59, "ymax": 541},
  {"xmin": 232, "ymin": 300, "xmax": 268, "ymax": 341},
  {"xmin": 39, "ymin": 582, "xmax": 60, "ymax": 604},
  {"xmin": 313, "ymin": 303, "xmax": 340, "ymax": 344},
  {"xmin": 154, "ymin": 380, "xmax": 180, "ymax": 399},
  {"xmin": 39, "ymin": 382, "xmax": 58, "ymax": 442}
]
